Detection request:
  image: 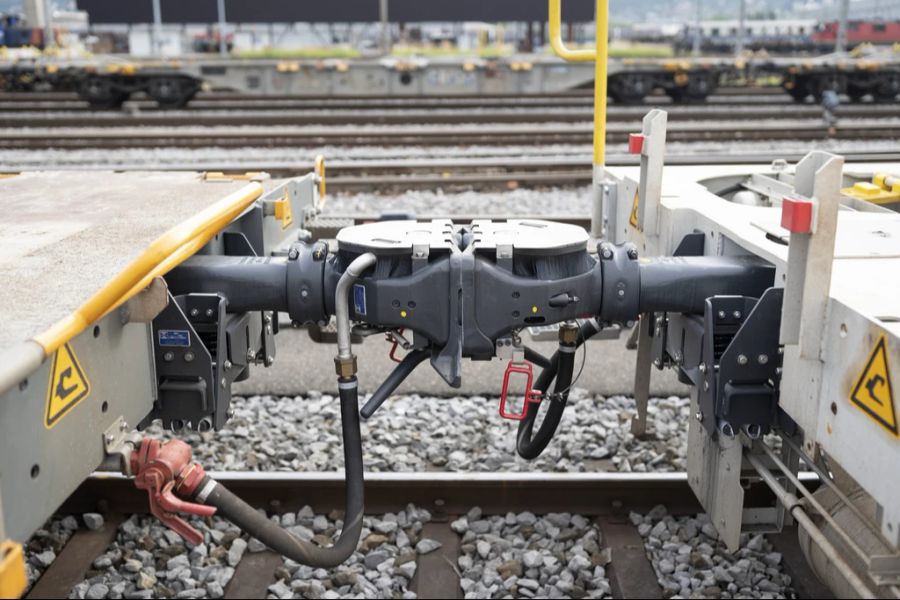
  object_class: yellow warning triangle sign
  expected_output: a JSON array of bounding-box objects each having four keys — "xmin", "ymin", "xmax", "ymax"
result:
[
  {"xmin": 629, "ymin": 189, "xmax": 640, "ymax": 228},
  {"xmin": 849, "ymin": 336, "xmax": 897, "ymax": 436},
  {"xmin": 45, "ymin": 343, "xmax": 91, "ymax": 428}
]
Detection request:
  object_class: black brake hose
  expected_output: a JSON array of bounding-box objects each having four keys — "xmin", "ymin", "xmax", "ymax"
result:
[
  {"xmin": 516, "ymin": 320, "xmax": 600, "ymax": 460},
  {"xmin": 193, "ymin": 376, "xmax": 364, "ymax": 567}
]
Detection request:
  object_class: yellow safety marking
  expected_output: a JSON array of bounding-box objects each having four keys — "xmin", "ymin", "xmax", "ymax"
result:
[
  {"xmin": 849, "ymin": 335, "xmax": 897, "ymax": 437},
  {"xmin": 203, "ymin": 171, "xmax": 262, "ymax": 182},
  {"xmin": 0, "ymin": 541, "xmax": 27, "ymax": 599},
  {"xmin": 45, "ymin": 343, "xmax": 91, "ymax": 429},
  {"xmin": 629, "ymin": 189, "xmax": 640, "ymax": 228},
  {"xmin": 274, "ymin": 195, "xmax": 294, "ymax": 230}
]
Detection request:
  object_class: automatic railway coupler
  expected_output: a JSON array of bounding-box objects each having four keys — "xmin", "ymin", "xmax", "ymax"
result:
[{"xmin": 138, "ymin": 218, "xmax": 774, "ymax": 567}]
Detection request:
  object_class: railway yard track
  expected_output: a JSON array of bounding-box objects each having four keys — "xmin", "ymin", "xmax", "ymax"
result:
[
  {"xmin": 7, "ymin": 85, "xmax": 896, "ymax": 600},
  {"xmin": 23, "ymin": 472, "xmax": 830, "ymax": 599}
]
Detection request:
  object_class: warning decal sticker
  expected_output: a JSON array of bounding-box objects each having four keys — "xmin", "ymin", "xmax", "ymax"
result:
[
  {"xmin": 45, "ymin": 343, "xmax": 91, "ymax": 429},
  {"xmin": 849, "ymin": 335, "xmax": 897, "ymax": 437},
  {"xmin": 629, "ymin": 189, "xmax": 640, "ymax": 228}
]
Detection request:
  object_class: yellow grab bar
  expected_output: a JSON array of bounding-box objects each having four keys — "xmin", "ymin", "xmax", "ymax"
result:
[
  {"xmin": 548, "ymin": 0, "xmax": 596, "ymax": 62},
  {"xmin": 33, "ymin": 182, "xmax": 264, "ymax": 354},
  {"xmin": 548, "ymin": 0, "xmax": 608, "ymax": 168}
]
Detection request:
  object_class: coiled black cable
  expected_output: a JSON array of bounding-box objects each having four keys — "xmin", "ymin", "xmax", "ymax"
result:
[{"xmin": 516, "ymin": 320, "xmax": 600, "ymax": 459}]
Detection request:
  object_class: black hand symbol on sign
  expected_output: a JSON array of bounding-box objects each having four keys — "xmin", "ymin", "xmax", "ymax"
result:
[
  {"xmin": 866, "ymin": 374, "xmax": 886, "ymax": 405},
  {"xmin": 56, "ymin": 366, "xmax": 77, "ymax": 400}
]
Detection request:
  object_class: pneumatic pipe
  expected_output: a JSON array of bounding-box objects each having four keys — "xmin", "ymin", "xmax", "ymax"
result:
[{"xmin": 192, "ymin": 378, "xmax": 364, "ymax": 567}]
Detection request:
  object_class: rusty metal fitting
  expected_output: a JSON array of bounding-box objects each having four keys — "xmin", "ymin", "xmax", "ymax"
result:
[
  {"xmin": 131, "ymin": 438, "xmax": 216, "ymax": 546},
  {"xmin": 334, "ymin": 355, "xmax": 358, "ymax": 378},
  {"xmin": 558, "ymin": 322, "xmax": 579, "ymax": 345}
]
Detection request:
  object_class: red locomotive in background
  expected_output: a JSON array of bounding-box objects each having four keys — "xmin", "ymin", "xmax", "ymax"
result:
[{"xmin": 812, "ymin": 20, "xmax": 900, "ymax": 46}]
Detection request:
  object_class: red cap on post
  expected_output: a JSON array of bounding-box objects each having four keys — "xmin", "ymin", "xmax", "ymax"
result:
[
  {"xmin": 628, "ymin": 133, "xmax": 645, "ymax": 155},
  {"xmin": 781, "ymin": 197, "xmax": 814, "ymax": 234}
]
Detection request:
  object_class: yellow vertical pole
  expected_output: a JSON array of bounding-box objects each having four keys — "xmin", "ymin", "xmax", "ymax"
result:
[
  {"xmin": 548, "ymin": 0, "xmax": 609, "ymax": 237},
  {"xmin": 593, "ymin": 0, "xmax": 608, "ymax": 171}
]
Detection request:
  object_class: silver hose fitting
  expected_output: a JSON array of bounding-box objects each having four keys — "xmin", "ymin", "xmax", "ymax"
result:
[{"xmin": 334, "ymin": 253, "xmax": 377, "ymax": 377}]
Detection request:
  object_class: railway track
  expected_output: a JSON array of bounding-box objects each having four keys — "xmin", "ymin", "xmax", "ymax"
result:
[
  {"xmin": 5, "ymin": 153, "xmax": 899, "ymax": 193},
  {"xmin": 1, "ymin": 103, "xmax": 896, "ymax": 127},
  {"xmin": 4, "ymin": 119, "xmax": 897, "ymax": 150},
  {"xmin": 22, "ymin": 472, "xmax": 830, "ymax": 599}
]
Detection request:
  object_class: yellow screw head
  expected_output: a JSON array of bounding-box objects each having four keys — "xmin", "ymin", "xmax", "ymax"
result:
[
  {"xmin": 531, "ymin": 305, "xmax": 538, "ymax": 314},
  {"xmin": 400, "ymin": 310, "xmax": 408, "ymax": 318}
]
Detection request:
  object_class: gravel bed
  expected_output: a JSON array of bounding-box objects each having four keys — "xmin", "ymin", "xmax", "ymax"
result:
[
  {"xmin": 324, "ymin": 186, "xmax": 593, "ymax": 216},
  {"xmin": 148, "ymin": 391, "xmax": 689, "ymax": 474},
  {"xmin": 67, "ymin": 505, "xmax": 433, "ymax": 599},
  {"xmin": 454, "ymin": 507, "xmax": 611, "ymax": 599},
  {"xmin": 23, "ymin": 515, "xmax": 82, "ymax": 591},
  {"xmin": 634, "ymin": 506, "xmax": 794, "ymax": 599}
]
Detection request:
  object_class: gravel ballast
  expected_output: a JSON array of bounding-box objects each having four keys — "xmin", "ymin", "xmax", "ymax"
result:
[
  {"xmin": 634, "ymin": 506, "xmax": 794, "ymax": 599},
  {"xmin": 148, "ymin": 391, "xmax": 689, "ymax": 474},
  {"xmin": 454, "ymin": 508, "xmax": 612, "ymax": 599},
  {"xmin": 23, "ymin": 515, "xmax": 81, "ymax": 591},
  {"xmin": 66, "ymin": 505, "xmax": 433, "ymax": 599}
]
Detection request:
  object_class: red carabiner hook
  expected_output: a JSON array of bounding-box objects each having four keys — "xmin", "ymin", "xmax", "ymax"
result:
[
  {"xmin": 386, "ymin": 328, "xmax": 406, "ymax": 363},
  {"xmin": 499, "ymin": 360, "xmax": 542, "ymax": 420}
]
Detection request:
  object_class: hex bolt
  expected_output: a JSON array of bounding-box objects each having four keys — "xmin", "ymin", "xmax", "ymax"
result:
[
  {"xmin": 205, "ymin": 308, "xmax": 214, "ymax": 317},
  {"xmin": 699, "ymin": 362, "xmax": 707, "ymax": 373},
  {"xmin": 184, "ymin": 351, "xmax": 195, "ymax": 363},
  {"xmin": 300, "ymin": 289, "xmax": 309, "ymax": 298},
  {"xmin": 626, "ymin": 246, "xmax": 638, "ymax": 260},
  {"xmin": 757, "ymin": 354, "xmax": 769, "ymax": 365},
  {"xmin": 190, "ymin": 308, "xmax": 200, "ymax": 317},
  {"xmin": 737, "ymin": 354, "xmax": 748, "ymax": 365},
  {"xmin": 223, "ymin": 360, "xmax": 232, "ymax": 371},
  {"xmin": 120, "ymin": 421, "xmax": 128, "ymax": 431},
  {"xmin": 733, "ymin": 310, "xmax": 742, "ymax": 319},
  {"xmin": 695, "ymin": 411, "xmax": 704, "ymax": 422},
  {"xmin": 600, "ymin": 245, "xmax": 613, "ymax": 260},
  {"xmin": 288, "ymin": 248, "xmax": 299, "ymax": 260},
  {"xmin": 717, "ymin": 310, "xmax": 726, "ymax": 319},
  {"xmin": 163, "ymin": 351, "xmax": 174, "ymax": 362},
  {"xmin": 617, "ymin": 289, "xmax": 625, "ymax": 297},
  {"xmin": 264, "ymin": 314, "xmax": 272, "ymax": 324},
  {"xmin": 247, "ymin": 349, "xmax": 256, "ymax": 361},
  {"xmin": 105, "ymin": 434, "xmax": 115, "ymax": 445},
  {"xmin": 653, "ymin": 358, "xmax": 662, "ymax": 367}
]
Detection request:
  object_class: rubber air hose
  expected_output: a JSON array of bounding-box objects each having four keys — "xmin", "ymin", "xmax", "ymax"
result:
[
  {"xmin": 194, "ymin": 377, "xmax": 364, "ymax": 567},
  {"xmin": 516, "ymin": 320, "xmax": 600, "ymax": 459}
]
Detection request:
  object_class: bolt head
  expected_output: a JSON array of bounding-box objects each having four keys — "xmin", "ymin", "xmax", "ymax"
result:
[
  {"xmin": 190, "ymin": 308, "xmax": 199, "ymax": 317},
  {"xmin": 737, "ymin": 354, "xmax": 748, "ymax": 365},
  {"xmin": 184, "ymin": 351, "xmax": 195, "ymax": 362},
  {"xmin": 757, "ymin": 354, "xmax": 769, "ymax": 365},
  {"xmin": 699, "ymin": 362, "xmax": 707, "ymax": 373},
  {"xmin": 288, "ymin": 248, "xmax": 299, "ymax": 260},
  {"xmin": 717, "ymin": 310, "xmax": 726, "ymax": 319},
  {"xmin": 223, "ymin": 360, "xmax": 232, "ymax": 371},
  {"xmin": 163, "ymin": 351, "xmax": 174, "ymax": 362},
  {"xmin": 205, "ymin": 308, "xmax": 214, "ymax": 317},
  {"xmin": 695, "ymin": 411, "xmax": 703, "ymax": 422},
  {"xmin": 733, "ymin": 310, "xmax": 742, "ymax": 319}
]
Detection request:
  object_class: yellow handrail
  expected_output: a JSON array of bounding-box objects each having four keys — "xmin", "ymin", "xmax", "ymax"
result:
[
  {"xmin": 548, "ymin": 0, "xmax": 596, "ymax": 62},
  {"xmin": 33, "ymin": 182, "xmax": 264, "ymax": 354},
  {"xmin": 548, "ymin": 0, "xmax": 608, "ymax": 168}
]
